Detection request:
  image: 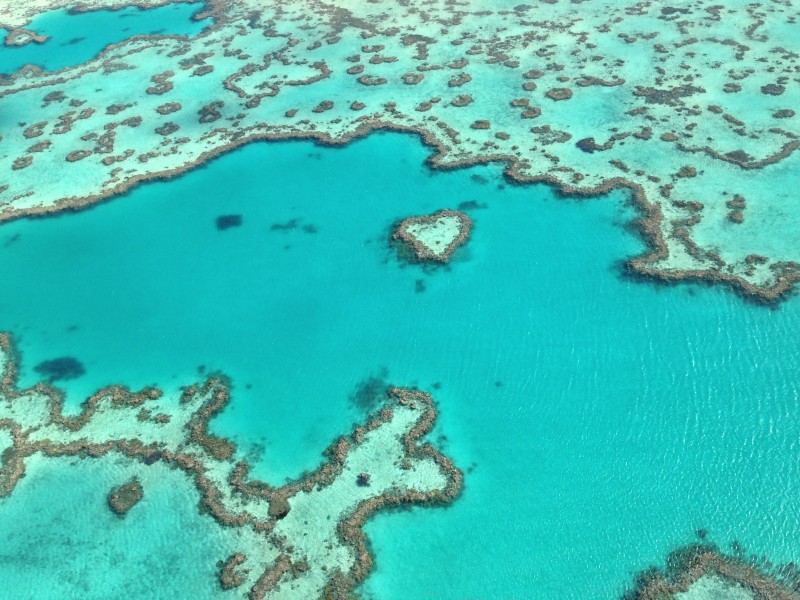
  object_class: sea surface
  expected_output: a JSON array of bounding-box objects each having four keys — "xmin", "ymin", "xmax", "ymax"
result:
[{"xmin": 2, "ymin": 7, "xmax": 800, "ymax": 600}]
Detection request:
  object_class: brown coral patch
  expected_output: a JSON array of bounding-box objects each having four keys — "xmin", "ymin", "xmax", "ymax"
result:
[
  {"xmin": 146, "ymin": 71, "xmax": 174, "ymax": 95},
  {"xmin": 156, "ymin": 102, "xmax": 182, "ymax": 116},
  {"xmin": 761, "ymin": 83, "xmax": 785, "ymax": 96},
  {"xmin": 66, "ymin": 150, "xmax": 92, "ymax": 162},
  {"xmin": 217, "ymin": 553, "xmax": 248, "ymax": 590},
  {"xmin": 108, "ymin": 477, "xmax": 144, "ymax": 516},
  {"xmin": 623, "ymin": 544, "xmax": 799, "ymax": 600},
  {"xmin": 23, "ymin": 122, "xmax": 47, "ymax": 139},
  {"xmin": 198, "ymin": 101, "xmax": 224, "ymax": 124},
  {"xmin": 155, "ymin": 122, "xmax": 180, "ymax": 136},
  {"xmin": 356, "ymin": 75, "xmax": 387, "ymax": 86},
  {"xmin": 12, "ymin": 156, "xmax": 33, "ymax": 170},
  {"xmin": 450, "ymin": 94, "xmax": 473, "ymax": 107},
  {"xmin": 402, "ymin": 72, "xmax": 424, "ymax": 85},
  {"xmin": 521, "ymin": 107, "xmax": 541, "ymax": 119},
  {"xmin": 546, "ymin": 87, "xmax": 573, "ymax": 101},
  {"xmin": 312, "ymin": 100, "xmax": 334, "ymax": 113},
  {"xmin": 393, "ymin": 209, "xmax": 472, "ymax": 263},
  {"xmin": 448, "ymin": 72, "xmax": 472, "ymax": 87},
  {"xmin": 217, "ymin": 552, "xmax": 248, "ymax": 590}
]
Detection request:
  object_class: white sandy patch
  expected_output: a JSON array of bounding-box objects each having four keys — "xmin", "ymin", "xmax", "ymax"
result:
[
  {"xmin": 675, "ymin": 575, "xmax": 755, "ymax": 600},
  {"xmin": 405, "ymin": 214, "xmax": 464, "ymax": 256}
]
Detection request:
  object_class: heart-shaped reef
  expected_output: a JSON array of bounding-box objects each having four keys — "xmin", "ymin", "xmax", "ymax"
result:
[{"xmin": 393, "ymin": 209, "xmax": 472, "ymax": 263}]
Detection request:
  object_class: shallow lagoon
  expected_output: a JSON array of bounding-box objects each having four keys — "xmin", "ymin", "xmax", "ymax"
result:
[
  {"xmin": 0, "ymin": 455, "xmax": 241, "ymax": 599},
  {"xmin": 0, "ymin": 3, "xmax": 208, "ymax": 76},
  {"xmin": 2, "ymin": 132, "xmax": 800, "ymax": 598}
]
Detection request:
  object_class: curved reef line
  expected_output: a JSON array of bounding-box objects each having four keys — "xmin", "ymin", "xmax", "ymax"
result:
[
  {"xmin": 0, "ymin": 333, "xmax": 462, "ymax": 598},
  {"xmin": 0, "ymin": 29, "xmax": 214, "ymax": 86},
  {"xmin": 1, "ymin": 118, "xmax": 792, "ymax": 304},
  {"xmin": 3, "ymin": 0, "xmax": 800, "ymax": 304},
  {"xmin": 0, "ymin": 0, "xmax": 219, "ymax": 31},
  {"xmin": 624, "ymin": 543, "xmax": 800, "ymax": 600}
]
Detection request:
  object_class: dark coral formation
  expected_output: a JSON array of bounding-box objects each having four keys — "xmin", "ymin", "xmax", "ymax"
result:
[
  {"xmin": 267, "ymin": 495, "xmax": 291, "ymax": 520},
  {"xmin": 146, "ymin": 71, "xmax": 174, "ymax": 95},
  {"xmin": 623, "ymin": 542, "xmax": 800, "ymax": 600},
  {"xmin": 761, "ymin": 84, "xmax": 786, "ymax": 96},
  {"xmin": 156, "ymin": 102, "xmax": 182, "ymax": 115},
  {"xmin": 216, "ymin": 214, "xmax": 243, "ymax": 230},
  {"xmin": 12, "ymin": 156, "xmax": 33, "ymax": 170},
  {"xmin": 198, "ymin": 101, "xmax": 224, "ymax": 124},
  {"xmin": 108, "ymin": 477, "xmax": 144, "ymax": 516},
  {"xmin": 65, "ymin": 150, "xmax": 92, "ymax": 162},
  {"xmin": 217, "ymin": 553, "xmax": 248, "ymax": 590},
  {"xmin": 312, "ymin": 100, "xmax": 334, "ymax": 113},
  {"xmin": 726, "ymin": 194, "xmax": 747, "ymax": 224},
  {"xmin": 633, "ymin": 84, "xmax": 704, "ymax": 105},
  {"xmin": 155, "ymin": 122, "xmax": 180, "ymax": 136},
  {"xmin": 545, "ymin": 87, "xmax": 573, "ymax": 101},
  {"xmin": 4, "ymin": 28, "xmax": 48, "ymax": 47}
]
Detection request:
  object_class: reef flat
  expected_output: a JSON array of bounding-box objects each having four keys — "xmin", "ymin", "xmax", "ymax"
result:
[
  {"xmin": 0, "ymin": 333, "xmax": 461, "ymax": 598},
  {"xmin": 2, "ymin": 1, "xmax": 800, "ymax": 301},
  {"xmin": 624, "ymin": 543, "xmax": 800, "ymax": 600}
]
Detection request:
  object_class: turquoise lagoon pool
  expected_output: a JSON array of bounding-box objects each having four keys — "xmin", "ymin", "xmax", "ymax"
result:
[{"xmin": 0, "ymin": 2, "xmax": 208, "ymax": 76}]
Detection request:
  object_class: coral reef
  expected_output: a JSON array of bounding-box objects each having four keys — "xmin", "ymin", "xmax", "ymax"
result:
[
  {"xmin": 393, "ymin": 209, "xmax": 472, "ymax": 263},
  {"xmin": 2, "ymin": 1, "xmax": 800, "ymax": 301},
  {"xmin": 623, "ymin": 542, "xmax": 800, "ymax": 600},
  {"xmin": 0, "ymin": 333, "xmax": 461, "ymax": 598},
  {"xmin": 107, "ymin": 477, "xmax": 144, "ymax": 516}
]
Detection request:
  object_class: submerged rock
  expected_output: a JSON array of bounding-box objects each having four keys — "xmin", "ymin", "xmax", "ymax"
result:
[{"xmin": 215, "ymin": 214, "xmax": 243, "ymax": 230}]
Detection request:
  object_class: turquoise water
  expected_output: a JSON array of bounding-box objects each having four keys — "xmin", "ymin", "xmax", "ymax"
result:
[
  {"xmin": 0, "ymin": 3, "xmax": 207, "ymax": 76},
  {"xmin": 0, "ymin": 455, "xmax": 241, "ymax": 599},
  {"xmin": 2, "ymin": 132, "xmax": 800, "ymax": 598}
]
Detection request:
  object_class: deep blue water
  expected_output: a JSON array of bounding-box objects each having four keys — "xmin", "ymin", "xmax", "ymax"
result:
[
  {"xmin": 0, "ymin": 3, "xmax": 207, "ymax": 76},
  {"xmin": 2, "ymin": 132, "xmax": 800, "ymax": 598}
]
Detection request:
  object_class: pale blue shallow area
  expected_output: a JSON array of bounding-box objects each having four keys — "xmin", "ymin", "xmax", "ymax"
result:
[
  {"xmin": 0, "ymin": 3, "xmax": 207, "ymax": 76},
  {"xmin": 0, "ymin": 455, "xmax": 238, "ymax": 599},
  {"xmin": 2, "ymin": 131, "xmax": 800, "ymax": 599}
]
